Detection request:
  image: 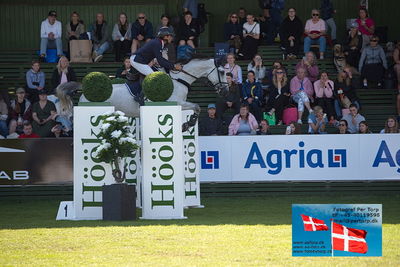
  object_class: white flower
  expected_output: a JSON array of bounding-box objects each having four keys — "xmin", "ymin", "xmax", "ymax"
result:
[
  {"xmin": 101, "ymin": 123, "xmax": 111, "ymax": 130},
  {"xmin": 119, "ymin": 137, "xmax": 137, "ymax": 145},
  {"xmin": 127, "ymin": 132, "xmax": 135, "ymax": 139},
  {"xmin": 111, "ymin": 130, "xmax": 122, "ymax": 139},
  {"xmin": 116, "ymin": 116, "xmax": 129, "ymax": 123},
  {"xmin": 106, "ymin": 116, "xmax": 116, "ymax": 122},
  {"xmin": 114, "ymin": 111, "xmax": 125, "ymax": 116},
  {"xmin": 103, "ymin": 111, "xmax": 113, "ymax": 116}
]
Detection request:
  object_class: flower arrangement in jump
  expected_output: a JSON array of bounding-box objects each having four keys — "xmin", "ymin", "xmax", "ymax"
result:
[{"xmin": 93, "ymin": 111, "xmax": 139, "ymax": 183}]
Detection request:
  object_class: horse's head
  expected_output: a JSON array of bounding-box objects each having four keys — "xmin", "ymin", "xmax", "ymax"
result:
[
  {"xmin": 205, "ymin": 58, "xmax": 229, "ymax": 97},
  {"xmin": 56, "ymin": 81, "xmax": 81, "ymax": 100}
]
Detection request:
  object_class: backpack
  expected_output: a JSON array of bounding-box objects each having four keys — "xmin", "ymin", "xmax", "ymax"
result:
[{"xmin": 197, "ymin": 3, "xmax": 208, "ymax": 33}]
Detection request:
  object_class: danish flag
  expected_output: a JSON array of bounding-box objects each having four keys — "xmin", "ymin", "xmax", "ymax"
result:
[
  {"xmin": 300, "ymin": 214, "xmax": 329, "ymax": 231},
  {"xmin": 332, "ymin": 222, "xmax": 368, "ymax": 254}
]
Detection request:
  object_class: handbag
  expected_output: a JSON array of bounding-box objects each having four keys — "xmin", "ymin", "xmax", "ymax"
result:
[
  {"xmin": 282, "ymin": 106, "xmax": 298, "ymax": 125},
  {"xmin": 263, "ymin": 112, "xmax": 276, "ymax": 126}
]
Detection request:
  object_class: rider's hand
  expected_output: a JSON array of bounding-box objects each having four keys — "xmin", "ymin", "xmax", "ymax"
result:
[{"xmin": 174, "ymin": 64, "xmax": 182, "ymax": 71}]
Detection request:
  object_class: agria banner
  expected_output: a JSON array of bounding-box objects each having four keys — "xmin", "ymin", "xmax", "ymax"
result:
[{"xmin": 199, "ymin": 134, "xmax": 400, "ymax": 182}]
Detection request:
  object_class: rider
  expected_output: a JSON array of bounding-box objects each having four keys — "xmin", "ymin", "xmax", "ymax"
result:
[{"xmin": 130, "ymin": 27, "xmax": 182, "ymax": 75}]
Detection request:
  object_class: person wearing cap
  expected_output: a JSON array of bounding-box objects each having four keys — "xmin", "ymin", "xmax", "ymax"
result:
[
  {"xmin": 199, "ymin": 104, "xmax": 223, "ymax": 136},
  {"xmin": 90, "ymin": 13, "xmax": 111, "ymax": 63},
  {"xmin": 130, "ymin": 13, "xmax": 154, "ymax": 54},
  {"xmin": 344, "ymin": 22, "xmax": 363, "ymax": 68},
  {"xmin": 130, "ymin": 26, "xmax": 182, "ymax": 76},
  {"xmin": 8, "ymin": 88, "xmax": 32, "ymax": 137},
  {"xmin": 25, "ymin": 60, "xmax": 46, "ymax": 103},
  {"xmin": 39, "ymin": 10, "xmax": 63, "ymax": 61},
  {"xmin": 32, "ymin": 90, "xmax": 57, "ymax": 137}
]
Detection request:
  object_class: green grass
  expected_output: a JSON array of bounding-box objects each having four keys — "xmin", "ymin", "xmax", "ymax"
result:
[{"xmin": 0, "ymin": 194, "xmax": 399, "ymax": 266}]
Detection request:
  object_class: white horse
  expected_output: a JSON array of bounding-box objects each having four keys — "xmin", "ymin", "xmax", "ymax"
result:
[{"xmin": 79, "ymin": 58, "xmax": 228, "ymax": 118}]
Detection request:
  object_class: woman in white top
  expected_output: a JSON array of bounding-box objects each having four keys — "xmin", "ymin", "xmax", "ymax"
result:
[
  {"xmin": 238, "ymin": 14, "xmax": 260, "ymax": 60},
  {"xmin": 112, "ymin": 12, "xmax": 132, "ymax": 62},
  {"xmin": 304, "ymin": 9, "xmax": 326, "ymax": 59},
  {"xmin": 224, "ymin": 53, "xmax": 243, "ymax": 84}
]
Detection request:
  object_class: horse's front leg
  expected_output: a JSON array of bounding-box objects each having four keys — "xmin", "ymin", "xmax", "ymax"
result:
[{"xmin": 178, "ymin": 100, "xmax": 201, "ymax": 132}]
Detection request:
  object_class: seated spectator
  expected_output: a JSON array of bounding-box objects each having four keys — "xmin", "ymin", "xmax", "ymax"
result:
[
  {"xmin": 0, "ymin": 94, "xmax": 8, "ymax": 138},
  {"xmin": 183, "ymin": 0, "xmax": 198, "ymax": 19},
  {"xmin": 54, "ymin": 86, "xmax": 73, "ymax": 135},
  {"xmin": 199, "ymin": 104, "xmax": 223, "ymax": 136},
  {"xmin": 25, "ymin": 61, "xmax": 45, "ymax": 103},
  {"xmin": 130, "ymin": 13, "xmax": 153, "ymax": 54},
  {"xmin": 156, "ymin": 15, "xmax": 176, "ymax": 62},
  {"xmin": 356, "ymin": 7, "xmax": 375, "ymax": 49},
  {"xmin": 224, "ymin": 53, "xmax": 242, "ymax": 85},
  {"xmin": 51, "ymin": 56, "xmax": 77, "ymax": 94},
  {"xmin": 32, "ymin": 90, "xmax": 57, "ymax": 137},
  {"xmin": 115, "ymin": 57, "xmax": 132, "ymax": 79},
  {"xmin": 320, "ymin": 0, "xmax": 336, "ymax": 43},
  {"xmin": 296, "ymin": 51, "xmax": 319, "ymax": 83},
  {"xmin": 112, "ymin": 12, "xmax": 132, "ymax": 62},
  {"xmin": 216, "ymin": 73, "xmax": 241, "ymax": 121},
  {"xmin": 393, "ymin": 41, "xmax": 400, "ymax": 91},
  {"xmin": 177, "ymin": 11, "xmax": 200, "ymax": 48},
  {"xmin": 266, "ymin": 68, "xmax": 290, "ymax": 124},
  {"xmin": 337, "ymin": 119, "xmax": 350, "ymax": 134},
  {"xmin": 308, "ymin": 105, "xmax": 328, "ymax": 134},
  {"xmin": 257, "ymin": 119, "xmax": 271, "ymax": 135},
  {"xmin": 380, "ymin": 116, "xmax": 400, "ymax": 133},
  {"xmin": 285, "ymin": 121, "xmax": 301, "ymax": 135},
  {"xmin": 359, "ymin": 121, "xmax": 372, "ymax": 134},
  {"xmin": 247, "ymin": 54, "xmax": 267, "ymax": 82},
  {"xmin": 65, "ymin": 12, "xmax": 85, "ymax": 41},
  {"xmin": 304, "ymin": 9, "xmax": 326, "ymax": 59},
  {"xmin": 279, "ymin": 7, "xmax": 303, "ymax": 59},
  {"xmin": 268, "ymin": 61, "xmax": 286, "ymax": 81},
  {"xmin": 342, "ymin": 104, "xmax": 365, "ymax": 133},
  {"xmin": 290, "ymin": 67, "xmax": 314, "ymax": 124},
  {"xmin": 39, "ymin": 10, "xmax": 63, "ymax": 62},
  {"xmin": 238, "ymin": 7, "xmax": 247, "ymax": 25},
  {"xmin": 242, "ymin": 71, "xmax": 263, "ymax": 121},
  {"xmin": 344, "ymin": 23, "xmax": 362, "ymax": 68},
  {"xmin": 90, "ymin": 13, "xmax": 111, "ymax": 62},
  {"xmin": 334, "ymin": 69, "xmax": 360, "ymax": 118},
  {"xmin": 257, "ymin": 8, "xmax": 272, "ymax": 45},
  {"xmin": 228, "ymin": 104, "xmax": 258, "ymax": 135},
  {"xmin": 51, "ymin": 122, "xmax": 71, "ymax": 138},
  {"xmin": 238, "ymin": 14, "xmax": 260, "ymax": 60},
  {"xmin": 223, "ymin": 13, "xmax": 243, "ymax": 54},
  {"xmin": 8, "ymin": 88, "xmax": 32, "ymax": 136},
  {"xmin": 359, "ymin": 36, "xmax": 387, "ymax": 88},
  {"xmin": 18, "ymin": 121, "xmax": 40, "ymax": 139},
  {"xmin": 314, "ymin": 71, "xmax": 335, "ymax": 122}
]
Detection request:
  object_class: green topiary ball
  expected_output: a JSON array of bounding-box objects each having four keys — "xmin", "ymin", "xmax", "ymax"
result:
[
  {"xmin": 142, "ymin": 72, "xmax": 173, "ymax": 102},
  {"xmin": 82, "ymin": 72, "xmax": 112, "ymax": 102}
]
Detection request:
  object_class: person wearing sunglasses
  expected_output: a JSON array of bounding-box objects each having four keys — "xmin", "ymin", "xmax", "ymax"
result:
[
  {"xmin": 223, "ymin": 13, "xmax": 243, "ymax": 54},
  {"xmin": 304, "ymin": 9, "xmax": 326, "ymax": 60},
  {"xmin": 130, "ymin": 13, "xmax": 154, "ymax": 54},
  {"xmin": 266, "ymin": 68, "xmax": 290, "ymax": 125},
  {"xmin": 279, "ymin": 7, "xmax": 303, "ymax": 59},
  {"xmin": 337, "ymin": 119, "xmax": 350, "ymax": 134},
  {"xmin": 358, "ymin": 35, "xmax": 387, "ymax": 89}
]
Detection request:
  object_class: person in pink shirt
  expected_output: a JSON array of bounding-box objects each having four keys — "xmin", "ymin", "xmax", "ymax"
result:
[
  {"xmin": 290, "ymin": 67, "xmax": 314, "ymax": 124},
  {"xmin": 355, "ymin": 7, "xmax": 375, "ymax": 49},
  {"xmin": 304, "ymin": 9, "xmax": 326, "ymax": 59},
  {"xmin": 296, "ymin": 51, "xmax": 319, "ymax": 82},
  {"xmin": 228, "ymin": 104, "xmax": 258, "ymax": 135},
  {"xmin": 314, "ymin": 71, "xmax": 335, "ymax": 122}
]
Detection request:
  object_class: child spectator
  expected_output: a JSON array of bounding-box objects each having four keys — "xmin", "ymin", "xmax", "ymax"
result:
[
  {"xmin": 224, "ymin": 53, "xmax": 242, "ymax": 85},
  {"xmin": 216, "ymin": 73, "xmax": 241, "ymax": 121},
  {"xmin": 228, "ymin": 104, "xmax": 258, "ymax": 135},
  {"xmin": 380, "ymin": 116, "xmax": 400, "ymax": 133},
  {"xmin": 90, "ymin": 13, "xmax": 111, "ymax": 62},
  {"xmin": 177, "ymin": 11, "xmax": 200, "ymax": 48},
  {"xmin": 112, "ymin": 12, "xmax": 132, "ymax": 62},
  {"xmin": 247, "ymin": 54, "xmax": 267, "ymax": 82},
  {"xmin": 314, "ymin": 71, "xmax": 335, "ymax": 122},
  {"xmin": 242, "ymin": 71, "xmax": 263, "ymax": 122},
  {"xmin": 392, "ymin": 41, "xmax": 400, "ymax": 91},
  {"xmin": 65, "ymin": 11, "xmax": 85, "ymax": 41},
  {"xmin": 304, "ymin": 9, "xmax": 326, "ymax": 59},
  {"xmin": 18, "ymin": 121, "xmax": 40, "ymax": 139},
  {"xmin": 32, "ymin": 90, "xmax": 57, "ymax": 137},
  {"xmin": 338, "ymin": 119, "xmax": 350, "ymax": 134},
  {"xmin": 279, "ymin": 7, "xmax": 303, "ymax": 59},
  {"xmin": 285, "ymin": 121, "xmax": 301, "ymax": 135},
  {"xmin": 223, "ymin": 13, "xmax": 243, "ymax": 54},
  {"xmin": 355, "ymin": 7, "xmax": 375, "ymax": 49},
  {"xmin": 115, "ymin": 57, "xmax": 132, "ymax": 79},
  {"xmin": 257, "ymin": 119, "xmax": 272, "ymax": 135},
  {"xmin": 290, "ymin": 67, "xmax": 314, "ymax": 124},
  {"xmin": 39, "ymin": 10, "xmax": 63, "ymax": 62},
  {"xmin": 342, "ymin": 104, "xmax": 365, "ymax": 133},
  {"xmin": 320, "ymin": 0, "xmax": 336, "ymax": 43},
  {"xmin": 296, "ymin": 51, "xmax": 319, "ymax": 83},
  {"xmin": 238, "ymin": 14, "xmax": 260, "ymax": 60},
  {"xmin": 359, "ymin": 36, "xmax": 387, "ymax": 88},
  {"xmin": 358, "ymin": 121, "xmax": 372, "ymax": 133},
  {"xmin": 308, "ymin": 105, "xmax": 328, "ymax": 134},
  {"xmin": 25, "ymin": 61, "xmax": 45, "ymax": 103},
  {"xmin": 266, "ymin": 68, "xmax": 290, "ymax": 125},
  {"xmin": 199, "ymin": 104, "xmax": 223, "ymax": 136},
  {"xmin": 8, "ymin": 88, "xmax": 32, "ymax": 136},
  {"xmin": 51, "ymin": 56, "xmax": 77, "ymax": 94},
  {"xmin": 344, "ymin": 23, "xmax": 363, "ymax": 68},
  {"xmin": 0, "ymin": 94, "xmax": 8, "ymax": 138}
]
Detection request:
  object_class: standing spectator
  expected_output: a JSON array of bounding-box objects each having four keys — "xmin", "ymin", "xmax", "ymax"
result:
[
  {"xmin": 183, "ymin": 0, "xmax": 198, "ymax": 19},
  {"xmin": 25, "ymin": 61, "xmax": 45, "ymax": 103},
  {"xmin": 156, "ymin": 15, "xmax": 176, "ymax": 62},
  {"xmin": 65, "ymin": 12, "xmax": 85, "ymax": 41},
  {"xmin": 355, "ymin": 7, "xmax": 375, "ymax": 49},
  {"xmin": 344, "ymin": 22, "xmax": 363, "ymax": 68},
  {"xmin": 32, "ymin": 90, "xmax": 57, "ymax": 137},
  {"xmin": 216, "ymin": 73, "xmax": 241, "ymax": 121},
  {"xmin": 290, "ymin": 67, "xmax": 314, "ymax": 124},
  {"xmin": 359, "ymin": 121, "xmax": 372, "ymax": 133},
  {"xmin": 334, "ymin": 69, "xmax": 360, "ymax": 118},
  {"xmin": 131, "ymin": 13, "xmax": 153, "ymax": 54},
  {"xmin": 39, "ymin": 11, "xmax": 63, "ymax": 62},
  {"xmin": 238, "ymin": 7, "xmax": 247, "ymax": 25},
  {"xmin": 238, "ymin": 14, "xmax": 260, "ymax": 60},
  {"xmin": 199, "ymin": 104, "xmax": 223, "ymax": 136},
  {"xmin": 380, "ymin": 116, "xmax": 400, "ymax": 133},
  {"xmin": 304, "ymin": 9, "xmax": 326, "ymax": 59},
  {"xmin": 115, "ymin": 57, "xmax": 132, "ymax": 79},
  {"xmin": 308, "ymin": 105, "xmax": 328, "ymax": 134},
  {"xmin": 337, "ymin": 119, "xmax": 350, "ymax": 134},
  {"xmin": 224, "ymin": 53, "xmax": 242, "ymax": 85},
  {"xmin": 51, "ymin": 56, "xmax": 77, "ymax": 94},
  {"xmin": 393, "ymin": 41, "xmax": 400, "ymax": 91},
  {"xmin": 257, "ymin": 119, "xmax": 272, "ymax": 135},
  {"xmin": 0, "ymin": 94, "xmax": 8, "ymax": 138},
  {"xmin": 247, "ymin": 54, "xmax": 266, "ymax": 82},
  {"xmin": 8, "ymin": 88, "xmax": 32, "ymax": 136},
  {"xmin": 342, "ymin": 104, "xmax": 365, "ymax": 133},
  {"xmin": 224, "ymin": 13, "xmax": 243, "ymax": 54},
  {"xmin": 18, "ymin": 122, "xmax": 40, "ymax": 139},
  {"xmin": 358, "ymin": 36, "xmax": 387, "ymax": 88},
  {"xmin": 112, "ymin": 12, "xmax": 132, "ymax": 62},
  {"xmin": 279, "ymin": 7, "xmax": 303, "ymax": 59},
  {"xmin": 266, "ymin": 68, "xmax": 290, "ymax": 125},
  {"xmin": 285, "ymin": 121, "xmax": 302, "ymax": 135},
  {"xmin": 228, "ymin": 104, "xmax": 258, "ymax": 135},
  {"xmin": 257, "ymin": 8, "xmax": 272, "ymax": 45},
  {"xmin": 177, "ymin": 11, "xmax": 200, "ymax": 48},
  {"xmin": 242, "ymin": 71, "xmax": 263, "ymax": 122},
  {"xmin": 269, "ymin": 0, "xmax": 285, "ymax": 42},
  {"xmin": 296, "ymin": 51, "xmax": 319, "ymax": 82},
  {"xmin": 314, "ymin": 72, "xmax": 335, "ymax": 122},
  {"xmin": 320, "ymin": 0, "xmax": 336, "ymax": 43},
  {"xmin": 90, "ymin": 13, "xmax": 111, "ymax": 62}
]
